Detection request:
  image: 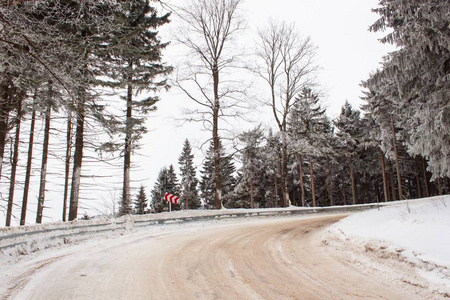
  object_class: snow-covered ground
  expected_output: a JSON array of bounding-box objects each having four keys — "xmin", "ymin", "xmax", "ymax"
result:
[
  {"xmin": 1, "ymin": 196, "xmax": 449, "ymax": 298},
  {"xmin": 323, "ymin": 195, "xmax": 450, "ymax": 299}
]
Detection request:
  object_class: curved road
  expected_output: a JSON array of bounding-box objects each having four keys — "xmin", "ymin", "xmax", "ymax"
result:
[{"xmin": 5, "ymin": 214, "xmax": 418, "ymax": 299}]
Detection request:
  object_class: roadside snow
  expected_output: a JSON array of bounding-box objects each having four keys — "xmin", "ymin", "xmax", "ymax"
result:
[{"xmin": 324, "ymin": 196, "xmax": 450, "ymax": 299}]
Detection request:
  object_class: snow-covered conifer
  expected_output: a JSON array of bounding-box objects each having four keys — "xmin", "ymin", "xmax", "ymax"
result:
[
  {"xmin": 235, "ymin": 126, "xmax": 265, "ymax": 208},
  {"xmin": 200, "ymin": 139, "xmax": 236, "ymax": 209},
  {"xmin": 178, "ymin": 139, "xmax": 200, "ymax": 210},
  {"xmin": 134, "ymin": 185, "xmax": 148, "ymax": 214},
  {"xmin": 151, "ymin": 166, "xmax": 181, "ymax": 213},
  {"xmin": 368, "ymin": 0, "xmax": 450, "ymax": 179}
]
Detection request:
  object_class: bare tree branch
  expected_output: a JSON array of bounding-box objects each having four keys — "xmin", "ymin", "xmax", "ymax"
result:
[{"xmin": 254, "ymin": 20, "xmax": 319, "ymax": 207}]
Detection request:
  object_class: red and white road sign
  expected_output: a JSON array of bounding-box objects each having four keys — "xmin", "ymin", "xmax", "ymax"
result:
[{"xmin": 164, "ymin": 192, "xmax": 180, "ymax": 204}]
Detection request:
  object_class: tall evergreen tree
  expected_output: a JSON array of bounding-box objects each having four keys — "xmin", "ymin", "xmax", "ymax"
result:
[
  {"xmin": 200, "ymin": 139, "xmax": 236, "ymax": 209},
  {"xmin": 100, "ymin": 0, "xmax": 172, "ymax": 215},
  {"xmin": 287, "ymin": 88, "xmax": 331, "ymax": 207},
  {"xmin": 151, "ymin": 167, "xmax": 168, "ymax": 213},
  {"xmin": 368, "ymin": 0, "xmax": 450, "ymax": 179},
  {"xmin": 166, "ymin": 165, "xmax": 181, "ymax": 197},
  {"xmin": 57, "ymin": 0, "xmax": 131, "ymax": 221},
  {"xmin": 178, "ymin": 139, "xmax": 200, "ymax": 210},
  {"xmin": 235, "ymin": 126, "xmax": 265, "ymax": 208},
  {"xmin": 262, "ymin": 130, "xmax": 282, "ymax": 208},
  {"xmin": 334, "ymin": 101, "xmax": 363, "ymax": 205},
  {"xmin": 134, "ymin": 185, "xmax": 148, "ymax": 214},
  {"xmin": 150, "ymin": 165, "xmax": 180, "ymax": 212}
]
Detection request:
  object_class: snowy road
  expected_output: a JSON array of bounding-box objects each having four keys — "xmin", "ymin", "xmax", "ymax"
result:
[{"xmin": 3, "ymin": 214, "xmax": 419, "ymax": 300}]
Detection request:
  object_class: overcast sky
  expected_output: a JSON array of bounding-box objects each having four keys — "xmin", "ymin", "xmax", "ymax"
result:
[{"xmin": 136, "ymin": 0, "xmax": 395, "ymax": 195}]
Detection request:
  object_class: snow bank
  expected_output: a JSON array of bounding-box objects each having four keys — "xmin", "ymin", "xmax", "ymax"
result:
[
  {"xmin": 324, "ymin": 196, "xmax": 450, "ymax": 298},
  {"xmin": 335, "ymin": 196, "xmax": 450, "ymax": 266}
]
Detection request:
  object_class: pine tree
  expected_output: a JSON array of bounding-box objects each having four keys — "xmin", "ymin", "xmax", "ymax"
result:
[
  {"xmin": 262, "ymin": 130, "xmax": 282, "ymax": 208},
  {"xmin": 200, "ymin": 139, "xmax": 236, "ymax": 209},
  {"xmin": 334, "ymin": 101, "xmax": 362, "ymax": 205},
  {"xmin": 151, "ymin": 167, "xmax": 168, "ymax": 213},
  {"xmin": 362, "ymin": 73, "xmax": 405, "ymax": 201},
  {"xmin": 178, "ymin": 139, "xmax": 200, "ymax": 210},
  {"xmin": 166, "ymin": 165, "xmax": 181, "ymax": 211},
  {"xmin": 287, "ymin": 88, "xmax": 332, "ymax": 207},
  {"xmin": 134, "ymin": 185, "xmax": 148, "ymax": 214},
  {"xmin": 368, "ymin": 0, "xmax": 450, "ymax": 179},
  {"xmin": 150, "ymin": 166, "xmax": 180, "ymax": 212},
  {"xmin": 235, "ymin": 126, "xmax": 265, "ymax": 208},
  {"xmin": 119, "ymin": 192, "xmax": 133, "ymax": 216},
  {"xmin": 99, "ymin": 0, "xmax": 172, "ymax": 215}
]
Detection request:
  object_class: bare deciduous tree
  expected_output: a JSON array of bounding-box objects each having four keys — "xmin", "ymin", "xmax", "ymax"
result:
[
  {"xmin": 174, "ymin": 0, "xmax": 245, "ymax": 209},
  {"xmin": 255, "ymin": 20, "xmax": 318, "ymax": 207}
]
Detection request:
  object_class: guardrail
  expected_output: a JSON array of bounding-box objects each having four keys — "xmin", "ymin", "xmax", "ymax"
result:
[{"xmin": 0, "ymin": 204, "xmax": 383, "ymax": 254}]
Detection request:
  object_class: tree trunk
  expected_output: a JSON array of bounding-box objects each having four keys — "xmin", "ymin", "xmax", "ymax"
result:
[
  {"xmin": 374, "ymin": 182, "xmax": 380, "ymax": 205},
  {"xmin": 185, "ymin": 187, "xmax": 189, "ymax": 210},
  {"xmin": 390, "ymin": 111, "xmax": 403, "ymax": 200},
  {"xmin": 421, "ymin": 157, "xmax": 429, "ymax": 197},
  {"xmin": 21, "ymin": 98, "xmax": 36, "ymax": 225},
  {"xmin": 273, "ymin": 167, "xmax": 279, "ymax": 207},
  {"xmin": 122, "ymin": 69, "xmax": 133, "ymax": 215},
  {"xmin": 408, "ymin": 178, "xmax": 413, "ymax": 199},
  {"xmin": 36, "ymin": 104, "xmax": 51, "ymax": 224},
  {"xmin": 349, "ymin": 156, "xmax": 357, "ymax": 205},
  {"xmin": 0, "ymin": 83, "xmax": 10, "ymax": 181},
  {"xmin": 380, "ymin": 150, "xmax": 389, "ymax": 202},
  {"xmin": 436, "ymin": 177, "xmax": 443, "ymax": 195},
  {"xmin": 414, "ymin": 157, "xmax": 422, "ymax": 199},
  {"xmin": 250, "ymin": 177, "xmax": 254, "ymax": 208},
  {"xmin": 388, "ymin": 160, "xmax": 396, "ymax": 201},
  {"xmin": 298, "ymin": 155, "xmax": 305, "ymax": 207},
  {"xmin": 280, "ymin": 132, "xmax": 291, "ymax": 207},
  {"xmin": 444, "ymin": 177, "xmax": 450, "ymax": 194},
  {"xmin": 310, "ymin": 158, "xmax": 316, "ymax": 207},
  {"xmin": 445, "ymin": 177, "xmax": 450, "ymax": 195},
  {"xmin": 363, "ymin": 181, "xmax": 370, "ymax": 204},
  {"xmin": 328, "ymin": 167, "xmax": 334, "ymax": 206},
  {"xmin": 212, "ymin": 64, "xmax": 223, "ymax": 209},
  {"xmin": 5, "ymin": 99, "xmax": 22, "ymax": 226},
  {"xmin": 341, "ymin": 179, "xmax": 347, "ymax": 205},
  {"xmin": 280, "ymin": 139, "xmax": 289, "ymax": 207},
  {"xmin": 68, "ymin": 91, "xmax": 85, "ymax": 221},
  {"xmin": 62, "ymin": 112, "xmax": 72, "ymax": 222}
]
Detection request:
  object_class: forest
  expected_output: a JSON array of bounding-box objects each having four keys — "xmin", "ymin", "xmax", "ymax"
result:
[{"xmin": 0, "ymin": 0, "xmax": 449, "ymax": 226}]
